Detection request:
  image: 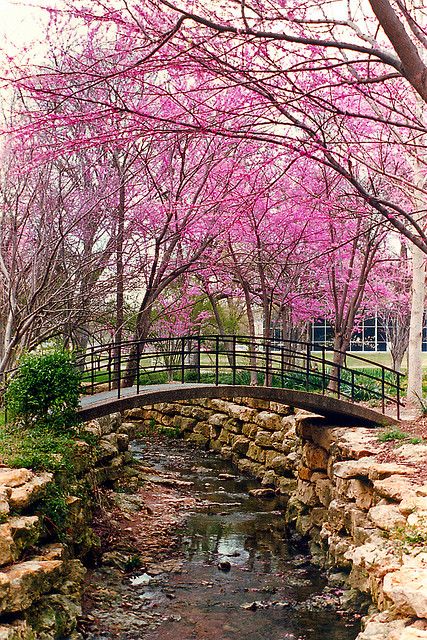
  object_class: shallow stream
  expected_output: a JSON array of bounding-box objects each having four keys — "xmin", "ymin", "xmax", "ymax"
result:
[{"xmin": 119, "ymin": 438, "xmax": 362, "ymax": 640}]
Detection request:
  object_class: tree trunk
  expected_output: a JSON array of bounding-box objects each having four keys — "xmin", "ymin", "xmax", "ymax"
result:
[{"xmin": 406, "ymin": 243, "xmax": 425, "ymax": 406}]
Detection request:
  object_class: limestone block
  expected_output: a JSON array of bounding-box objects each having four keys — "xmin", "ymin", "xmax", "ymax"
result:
[
  {"xmin": 302, "ymin": 442, "xmax": 329, "ymax": 471},
  {"xmin": 242, "ymin": 423, "xmax": 258, "ymax": 438},
  {"xmin": 0, "ymin": 492, "xmax": 10, "ymax": 519},
  {"xmin": 237, "ymin": 397, "xmax": 270, "ymax": 410},
  {"xmin": 231, "ymin": 436, "xmax": 250, "ymax": 455},
  {"xmin": 327, "ymin": 499, "xmax": 348, "ymax": 531},
  {"xmin": 207, "ymin": 413, "xmax": 228, "ymax": 428},
  {"xmin": 186, "ymin": 433, "xmax": 209, "ymax": 447},
  {"xmin": 270, "ymin": 430, "xmax": 286, "ymax": 451},
  {"xmin": 209, "ymin": 424, "xmax": 221, "ymax": 440},
  {"xmin": 160, "ymin": 414, "xmax": 174, "ymax": 427},
  {"xmin": 351, "ymin": 536, "xmax": 401, "ymax": 578},
  {"xmin": 96, "ymin": 438, "xmax": 119, "ymax": 463},
  {"xmin": 0, "ymin": 559, "xmax": 64, "ymax": 614},
  {"xmin": 357, "ymin": 619, "xmax": 407, "ymax": 640},
  {"xmin": 193, "ymin": 422, "xmax": 211, "ymax": 438},
  {"xmin": 369, "ymin": 504, "xmax": 407, "ymax": 531},
  {"xmin": 335, "ymin": 429, "xmax": 380, "ymax": 460},
  {"xmin": 210, "ymin": 400, "xmax": 255, "ymax": 423},
  {"xmin": 0, "ymin": 524, "xmax": 14, "ymax": 566},
  {"xmin": 0, "ymin": 470, "xmax": 33, "ymax": 488},
  {"xmin": 117, "ymin": 422, "xmax": 137, "ymax": 438},
  {"xmin": 97, "ymin": 413, "xmax": 121, "ymax": 435},
  {"xmin": 374, "ymin": 477, "xmax": 418, "ymax": 503},
  {"xmin": 255, "ymin": 430, "xmax": 273, "ymax": 448},
  {"xmin": 218, "ymin": 429, "xmax": 231, "ymax": 444},
  {"xmin": 281, "ymin": 414, "xmax": 296, "ymax": 431},
  {"xmin": 9, "ymin": 473, "xmax": 53, "ymax": 512},
  {"xmin": 246, "ymin": 443, "xmax": 266, "ymax": 463},
  {"xmin": 0, "ymin": 620, "xmax": 35, "ymax": 640},
  {"xmin": 310, "ymin": 507, "xmax": 328, "ymax": 528},
  {"xmin": 400, "ymin": 496, "xmax": 427, "ymax": 516},
  {"xmin": 392, "ymin": 443, "xmax": 427, "ymax": 464},
  {"xmin": 236, "ymin": 458, "xmax": 262, "ymax": 478},
  {"xmin": 296, "ymin": 480, "xmax": 318, "ymax": 506},
  {"xmin": 261, "ymin": 470, "xmax": 279, "ymax": 487},
  {"xmin": 224, "ymin": 418, "xmax": 242, "ymax": 434},
  {"xmin": 181, "ymin": 406, "xmax": 210, "ymax": 421},
  {"xmin": 406, "ymin": 510, "xmax": 427, "ymax": 529},
  {"xmin": 383, "ymin": 566, "xmax": 427, "ymax": 617},
  {"xmin": 388, "ymin": 628, "xmax": 427, "ymax": 640},
  {"xmin": 277, "ymin": 477, "xmax": 297, "ymax": 495},
  {"xmin": 152, "ymin": 402, "xmax": 182, "ymax": 415},
  {"xmin": 220, "ymin": 446, "xmax": 233, "ymax": 460},
  {"xmin": 311, "ymin": 427, "xmax": 346, "ymax": 451},
  {"xmin": 348, "ymin": 478, "xmax": 374, "ymax": 510},
  {"xmin": 172, "ymin": 415, "xmax": 197, "ymax": 432},
  {"xmin": 269, "ymin": 402, "xmax": 292, "ymax": 416},
  {"xmin": 296, "ymin": 513, "xmax": 313, "ymax": 536},
  {"xmin": 333, "ymin": 458, "xmax": 414, "ymax": 481},
  {"xmin": 295, "ymin": 413, "xmax": 326, "ymax": 439},
  {"xmin": 298, "ymin": 466, "xmax": 312, "ymax": 481},
  {"xmin": 116, "ymin": 433, "xmax": 129, "ymax": 452},
  {"xmin": 124, "ymin": 407, "xmax": 147, "ymax": 420},
  {"xmin": 315, "ymin": 477, "xmax": 334, "ymax": 507},
  {"xmin": 255, "ymin": 411, "xmax": 283, "ymax": 432}
]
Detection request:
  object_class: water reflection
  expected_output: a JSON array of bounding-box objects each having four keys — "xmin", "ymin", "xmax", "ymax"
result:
[{"xmin": 133, "ymin": 439, "xmax": 361, "ymax": 640}]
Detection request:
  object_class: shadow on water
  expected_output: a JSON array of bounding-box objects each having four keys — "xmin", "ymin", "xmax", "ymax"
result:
[{"xmin": 129, "ymin": 438, "xmax": 362, "ymax": 640}]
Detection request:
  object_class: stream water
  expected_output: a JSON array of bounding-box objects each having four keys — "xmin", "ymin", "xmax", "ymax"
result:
[{"xmin": 113, "ymin": 438, "xmax": 363, "ymax": 640}]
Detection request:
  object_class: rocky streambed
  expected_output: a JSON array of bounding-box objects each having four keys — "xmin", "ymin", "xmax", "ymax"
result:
[{"xmin": 80, "ymin": 435, "xmax": 362, "ymax": 640}]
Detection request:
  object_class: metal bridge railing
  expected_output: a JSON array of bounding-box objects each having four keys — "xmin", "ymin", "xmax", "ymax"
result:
[{"xmin": 68, "ymin": 334, "xmax": 404, "ymax": 420}]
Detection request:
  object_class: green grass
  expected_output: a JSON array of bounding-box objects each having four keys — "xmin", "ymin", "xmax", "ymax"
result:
[{"xmin": 377, "ymin": 427, "xmax": 426, "ymax": 445}]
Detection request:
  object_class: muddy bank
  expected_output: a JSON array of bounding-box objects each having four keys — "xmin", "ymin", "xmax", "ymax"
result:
[{"xmin": 80, "ymin": 435, "xmax": 362, "ymax": 640}]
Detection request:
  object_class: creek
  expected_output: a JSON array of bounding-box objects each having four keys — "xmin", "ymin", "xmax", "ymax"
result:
[{"xmin": 84, "ymin": 436, "xmax": 363, "ymax": 640}]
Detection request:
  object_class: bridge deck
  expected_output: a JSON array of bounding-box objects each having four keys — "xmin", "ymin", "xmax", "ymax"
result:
[{"xmin": 78, "ymin": 383, "xmax": 398, "ymax": 427}]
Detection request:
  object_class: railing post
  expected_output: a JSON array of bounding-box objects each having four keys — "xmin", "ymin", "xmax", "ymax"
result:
[
  {"xmin": 117, "ymin": 344, "xmax": 121, "ymax": 399},
  {"xmin": 215, "ymin": 335, "xmax": 219, "ymax": 386},
  {"xmin": 306, "ymin": 343, "xmax": 310, "ymax": 391},
  {"xmin": 90, "ymin": 347, "xmax": 95, "ymax": 395},
  {"xmin": 108, "ymin": 344, "xmax": 112, "ymax": 392},
  {"xmin": 397, "ymin": 372, "xmax": 401, "ymax": 421},
  {"xmin": 3, "ymin": 371, "xmax": 8, "ymax": 425},
  {"xmin": 381, "ymin": 368, "xmax": 385, "ymax": 414},
  {"xmin": 281, "ymin": 346, "xmax": 285, "ymax": 388},
  {"xmin": 136, "ymin": 342, "xmax": 140, "ymax": 394},
  {"xmin": 197, "ymin": 336, "xmax": 201, "ymax": 383},
  {"xmin": 337, "ymin": 364, "xmax": 341, "ymax": 399},
  {"xmin": 265, "ymin": 340, "xmax": 270, "ymax": 387},
  {"xmin": 232, "ymin": 335, "xmax": 236, "ymax": 385},
  {"xmin": 181, "ymin": 337, "xmax": 185, "ymax": 384},
  {"xmin": 351, "ymin": 370, "xmax": 355, "ymax": 402},
  {"xmin": 321, "ymin": 345, "xmax": 326, "ymax": 394}
]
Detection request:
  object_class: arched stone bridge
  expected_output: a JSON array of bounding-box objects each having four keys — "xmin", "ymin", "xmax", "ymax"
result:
[
  {"xmin": 78, "ymin": 382, "xmax": 398, "ymax": 427},
  {"xmin": 76, "ymin": 335, "xmax": 403, "ymax": 427}
]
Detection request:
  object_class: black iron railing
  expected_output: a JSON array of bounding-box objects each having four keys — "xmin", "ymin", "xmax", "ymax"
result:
[{"xmin": 66, "ymin": 334, "xmax": 404, "ymax": 419}]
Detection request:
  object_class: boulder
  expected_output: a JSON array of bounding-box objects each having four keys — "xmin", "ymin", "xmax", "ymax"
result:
[
  {"xmin": 9, "ymin": 474, "xmax": 53, "ymax": 511},
  {"xmin": 383, "ymin": 566, "xmax": 427, "ymax": 617},
  {"xmin": 302, "ymin": 442, "xmax": 329, "ymax": 471},
  {"xmin": 231, "ymin": 436, "xmax": 250, "ymax": 455},
  {"xmin": 255, "ymin": 411, "xmax": 283, "ymax": 432},
  {"xmin": 368, "ymin": 504, "xmax": 407, "ymax": 531}
]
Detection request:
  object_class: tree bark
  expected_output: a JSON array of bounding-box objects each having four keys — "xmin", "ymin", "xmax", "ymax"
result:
[{"xmin": 406, "ymin": 243, "xmax": 425, "ymax": 405}]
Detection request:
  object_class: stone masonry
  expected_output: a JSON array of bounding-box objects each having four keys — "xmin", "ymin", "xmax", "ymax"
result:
[{"xmin": 125, "ymin": 397, "xmax": 427, "ymax": 640}]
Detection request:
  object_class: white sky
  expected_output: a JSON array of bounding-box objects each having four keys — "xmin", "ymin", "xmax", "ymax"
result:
[{"xmin": 0, "ymin": 0, "xmax": 47, "ymax": 50}]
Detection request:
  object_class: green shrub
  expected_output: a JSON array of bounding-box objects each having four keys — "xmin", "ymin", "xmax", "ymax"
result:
[{"xmin": 5, "ymin": 351, "xmax": 82, "ymax": 432}]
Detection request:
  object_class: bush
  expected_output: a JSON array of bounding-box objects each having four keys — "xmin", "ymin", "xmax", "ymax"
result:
[{"xmin": 5, "ymin": 350, "xmax": 82, "ymax": 432}]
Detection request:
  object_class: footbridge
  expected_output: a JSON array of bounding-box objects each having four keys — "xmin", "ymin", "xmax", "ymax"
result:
[{"xmin": 76, "ymin": 335, "xmax": 403, "ymax": 427}]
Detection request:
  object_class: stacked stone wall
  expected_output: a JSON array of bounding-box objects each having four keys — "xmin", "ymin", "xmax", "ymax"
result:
[
  {"xmin": 0, "ymin": 413, "xmax": 133, "ymax": 640},
  {"xmin": 125, "ymin": 397, "xmax": 427, "ymax": 640}
]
